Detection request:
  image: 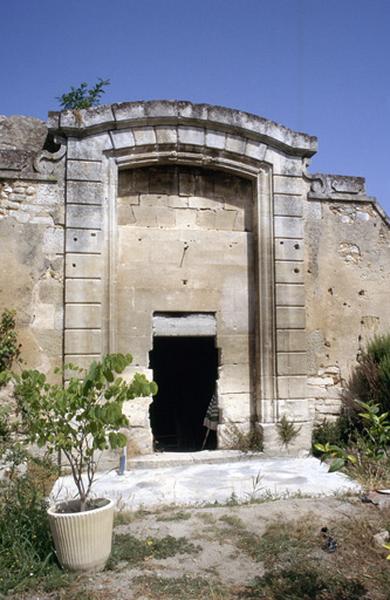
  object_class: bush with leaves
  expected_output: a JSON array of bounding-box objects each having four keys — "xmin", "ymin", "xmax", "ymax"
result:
[
  {"xmin": 315, "ymin": 400, "xmax": 390, "ymax": 485},
  {"xmin": 0, "ymin": 466, "xmax": 66, "ymax": 596},
  {"xmin": 349, "ymin": 334, "xmax": 390, "ymax": 414},
  {"xmin": 14, "ymin": 353, "xmax": 157, "ymax": 511},
  {"xmin": 57, "ymin": 78, "xmax": 110, "ymax": 110},
  {"xmin": 0, "ymin": 309, "xmax": 21, "ymax": 376}
]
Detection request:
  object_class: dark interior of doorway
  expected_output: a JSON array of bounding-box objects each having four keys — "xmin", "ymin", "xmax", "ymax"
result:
[{"xmin": 149, "ymin": 336, "xmax": 218, "ymax": 452}]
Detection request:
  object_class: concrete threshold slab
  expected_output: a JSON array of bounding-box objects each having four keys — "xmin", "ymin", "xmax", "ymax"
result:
[
  {"xmin": 126, "ymin": 449, "xmax": 262, "ymax": 469},
  {"xmin": 51, "ymin": 456, "xmax": 361, "ymax": 511}
]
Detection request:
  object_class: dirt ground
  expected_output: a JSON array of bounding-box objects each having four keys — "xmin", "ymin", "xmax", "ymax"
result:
[{"xmin": 19, "ymin": 494, "xmax": 390, "ymax": 600}]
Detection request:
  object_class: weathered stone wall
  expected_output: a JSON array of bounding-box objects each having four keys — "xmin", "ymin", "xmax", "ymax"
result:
[
  {"xmin": 1, "ymin": 101, "xmax": 389, "ymax": 459},
  {"xmin": 0, "ymin": 116, "xmax": 65, "ymax": 375},
  {"xmin": 116, "ymin": 165, "xmax": 254, "ymax": 452},
  {"xmin": 305, "ymin": 175, "xmax": 390, "ymax": 422}
]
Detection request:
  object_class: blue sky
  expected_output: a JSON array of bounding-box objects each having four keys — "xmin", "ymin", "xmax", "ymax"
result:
[{"xmin": 2, "ymin": 0, "xmax": 389, "ymax": 213}]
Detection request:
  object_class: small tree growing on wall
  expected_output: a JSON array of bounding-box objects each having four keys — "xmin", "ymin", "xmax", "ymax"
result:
[{"xmin": 57, "ymin": 78, "xmax": 110, "ymax": 110}]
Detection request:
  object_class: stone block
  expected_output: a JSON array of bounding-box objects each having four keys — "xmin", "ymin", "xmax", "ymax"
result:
[
  {"xmin": 265, "ymin": 149, "xmax": 303, "ymax": 176},
  {"xmin": 274, "ymin": 194, "xmax": 303, "ymax": 217},
  {"xmin": 273, "ymin": 175, "xmax": 303, "ymax": 195},
  {"xmin": 65, "ymin": 254, "xmax": 103, "ymax": 278},
  {"xmin": 65, "ymin": 279, "xmax": 103, "ymax": 303},
  {"xmin": 113, "ymin": 102, "xmax": 146, "ymax": 122},
  {"xmin": 278, "ymin": 399, "xmax": 311, "ymax": 421},
  {"xmin": 178, "ymin": 126, "xmax": 205, "ymax": 146},
  {"xmin": 118, "ymin": 232, "xmax": 152, "ymax": 262},
  {"xmin": 126, "ymin": 427, "xmax": 153, "ymax": 456},
  {"xmin": 274, "ymin": 216, "xmax": 303, "ymax": 239},
  {"xmin": 122, "ymin": 396, "xmax": 153, "ymax": 427},
  {"xmin": 215, "ymin": 209, "xmax": 238, "ymax": 231},
  {"xmin": 219, "ymin": 393, "xmax": 251, "ymax": 423},
  {"xmin": 65, "ymin": 304, "xmax": 102, "ymax": 329},
  {"xmin": 167, "ymin": 195, "xmax": 188, "ymax": 208},
  {"xmin": 117, "ymin": 204, "xmax": 136, "ymax": 226},
  {"xmin": 225, "ymin": 134, "xmax": 246, "ymax": 155},
  {"xmin": 67, "ymin": 204, "xmax": 102, "ymax": 229},
  {"xmin": 276, "ymin": 331, "xmax": 304, "ymax": 356},
  {"xmin": 155, "ymin": 125, "xmax": 178, "ymax": 144},
  {"xmin": 259, "ymin": 421, "xmax": 312, "ymax": 456},
  {"xmin": 196, "ymin": 209, "xmax": 216, "ymax": 229},
  {"xmin": 276, "ymin": 284, "xmax": 305, "ymax": 306},
  {"xmin": 174, "ymin": 208, "xmax": 198, "ymax": 229},
  {"xmin": 275, "ymin": 261, "xmax": 304, "ymax": 283},
  {"xmin": 206, "ymin": 130, "xmax": 225, "ymax": 149},
  {"xmin": 277, "ymin": 352, "xmax": 307, "ymax": 375},
  {"xmin": 66, "ymin": 160, "xmax": 102, "ymax": 182},
  {"xmin": 275, "ymin": 238, "xmax": 304, "ymax": 261},
  {"xmin": 38, "ymin": 279, "xmax": 63, "ymax": 304},
  {"xmin": 33, "ymin": 329, "xmax": 63, "ymax": 357},
  {"xmin": 118, "ymin": 169, "xmax": 149, "ymax": 195},
  {"xmin": 66, "ymin": 228, "xmax": 102, "ymax": 253},
  {"xmin": 64, "ymin": 354, "xmax": 101, "ymax": 372},
  {"xmin": 277, "ymin": 376, "xmax": 307, "ymax": 399},
  {"xmin": 189, "ymin": 196, "xmax": 218, "ymax": 209},
  {"xmin": 218, "ymin": 334, "xmax": 253, "ymax": 364},
  {"xmin": 116, "ymin": 335, "xmax": 151, "ymax": 365},
  {"xmin": 276, "ymin": 307, "xmax": 305, "ymax": 329},
  {"xmin": 133, "ymin": 127, "xmax": 156, "ymax": 146},
  {"xmin": 31, "ymin": 303, "xmax": 56, "ymax": 329},
  {"xmin": 178, "ymin": 171, "xmax": 195, "ymax": 196},
  {"xmin": 66, "ymin": 181, "xmax": 103, "ymax": 204},
  {"xmin": 64, "ymin": 329, "xmax": 102, "ymax": 354},
  {"xmin": 218, "ymin": 363, "xmax": 251, "ymax": 394},
  {"xmin": 139, "ymin": 194, "xmax": 169, "ymax": 208},
  {"xmin": 245, "ymin": 140, "xmax": 266, "ymax": 160},
  {"xmin": 131, "ymin": 205, "xmax": 158, "ymax": 227},
  {"xmin": 43, "ymin": 227, "xmax": 63, "ymax": 254},
  {"xmin": 67, "ymin": 133, "xmax": 112, "ymax": 160},
  {"xmin": 110, "ymin": 129, "xmax": 136, "ymax": 149}
]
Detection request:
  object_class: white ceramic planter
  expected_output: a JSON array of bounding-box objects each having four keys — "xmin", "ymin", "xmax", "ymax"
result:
[{"xmin": 47, "ymin": 498, "xmax": 115, "ymax": 572}]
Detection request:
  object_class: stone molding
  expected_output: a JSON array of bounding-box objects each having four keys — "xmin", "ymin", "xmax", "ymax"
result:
[
  {"xmin": 48, "ymin": 100, "xmax": 317, "ymax": 158},
  {"xmin": 307, "ymin": 172, "xmax": 390, "ymax": 226}
]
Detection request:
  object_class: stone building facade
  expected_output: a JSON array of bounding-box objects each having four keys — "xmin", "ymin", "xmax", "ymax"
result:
[{"xmin": 0, "ymin": 101, "xmax": 389, "ymax": 458}]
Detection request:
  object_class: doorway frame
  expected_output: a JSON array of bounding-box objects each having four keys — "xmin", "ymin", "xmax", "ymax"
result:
[{"xmin": 102, "ymin": 146, "xmax": 277, "ymax": 428}]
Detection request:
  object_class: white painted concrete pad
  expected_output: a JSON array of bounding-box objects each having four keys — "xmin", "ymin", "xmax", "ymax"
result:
[{"xmin": 51, "ymin": 456, "xmax": 360, "ymax": 510}]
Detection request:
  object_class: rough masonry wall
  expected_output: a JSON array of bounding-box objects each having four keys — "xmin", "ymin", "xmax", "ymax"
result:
[
  {"xmin": 305, "ymin": 194, "xmax": 390, "ymax": 422},
  {"xmin": 0, "ymin": 116, "xmax": 65, "ymax": 375},
  {"xmin": 116, "ymin": 165, "xmax": 255, "ymax": 452}
]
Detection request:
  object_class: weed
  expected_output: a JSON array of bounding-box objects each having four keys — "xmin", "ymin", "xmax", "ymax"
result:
[
  {"xmin": 195, "ymin": 511, "xmax": 216, "ymax": 523},
  {"xmin": 156, "ymin": 510, "xmax": 192, "ymax": 522},
  {"xmin": 132, "ymin": 574, "xmax": 227, "ymax": 600},
  {"xmin": 107, "ymin": 534, "xmax": 200, "ymax": 568},
  {"xmin": 219, "ymin": 514, "xmax": 246, "ymax": 528},
  {"xmin": 113, "ymin": 507, "xmax": 151, "ymax": 526},
  {"xmin": 276, "ymin": 415, "xmax": 301, "ymax": 447},
  {"xmin": 239, "ymin": 566, "xmax": 366, "ymax": 599},
  {"xmin": 224, "ymin": 422, "xmax": 264, "ymax": 452},
  {"xmin": 0, "ymin": 474, "xmax": 68, "ymax": 596}
]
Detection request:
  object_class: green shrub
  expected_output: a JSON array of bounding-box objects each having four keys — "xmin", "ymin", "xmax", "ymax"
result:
[
  {"xmin": 0, "ymin": 473, "xmax": 67, "ymax": 595},
  {"xmin": 349, "ymin": 334, "xmax": 390, "ymax": 413},
  {"xmin": 0, "ymin": 309, "xmax": 21, "ymax": 375}
]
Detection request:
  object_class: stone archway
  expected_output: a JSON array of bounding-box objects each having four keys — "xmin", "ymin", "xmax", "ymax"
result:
[{"xmin": 57, "ymin": 101, "xmax": 313, "ymax": 455}]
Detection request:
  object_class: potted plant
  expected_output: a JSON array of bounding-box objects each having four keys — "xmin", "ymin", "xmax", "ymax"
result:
[{"xmin": 13, "ymin": 353, "xmax": 157, "ymax": 572}]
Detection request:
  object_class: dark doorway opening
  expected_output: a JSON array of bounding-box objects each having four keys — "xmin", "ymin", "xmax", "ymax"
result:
[{"xmin": 149, "ymin": 336, "xmax": 218, "ymax": 452}]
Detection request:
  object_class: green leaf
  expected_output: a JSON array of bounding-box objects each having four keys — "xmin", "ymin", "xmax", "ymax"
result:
[{"xmin": 328, "ymin": 458, "xmax": 345, "ymax": 472}]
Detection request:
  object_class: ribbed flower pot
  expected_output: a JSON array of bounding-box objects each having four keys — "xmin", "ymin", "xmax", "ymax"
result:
[{"xmin": 47, "ymin": 498, "xmax": 115, "ymax": 572}]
